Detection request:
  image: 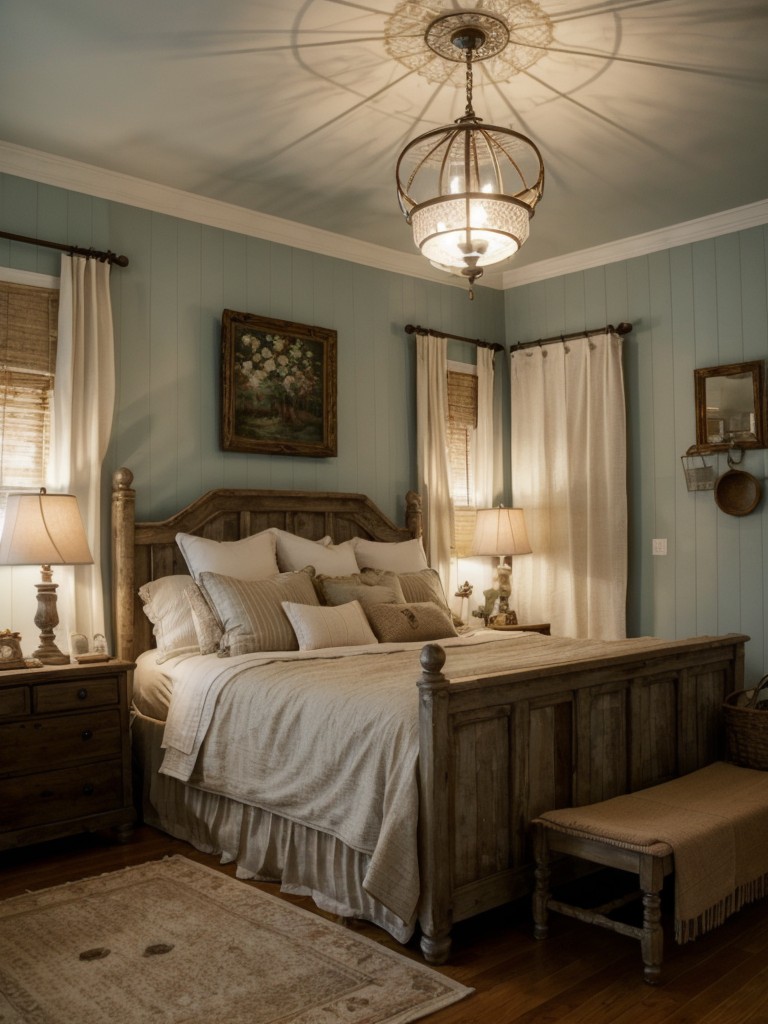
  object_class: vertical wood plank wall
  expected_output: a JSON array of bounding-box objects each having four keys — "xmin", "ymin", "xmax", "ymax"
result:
[{"xmin": 505, "ymin": 228, "xmax": 768, "ymax": 682}]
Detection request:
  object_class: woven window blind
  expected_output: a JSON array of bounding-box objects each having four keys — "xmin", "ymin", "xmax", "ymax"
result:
[
  {"xmin": 0, "ymin": 282, "xmax": 58, "ymax": 516},
  {"xmin": 447, "ymin": 369, "xmax": 478, "ymax": 557}
]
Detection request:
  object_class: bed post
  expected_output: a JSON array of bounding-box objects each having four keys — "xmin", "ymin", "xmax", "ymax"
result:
[
  {"xmin": 417, "ymin": 642, "xmax": 453, "ymax": 964},
  {"xmin": 405, "ymin": 490, "xmax": 423, "ymax": 540},
  {"xmin": 112, "ymin": 467, "xmax": 136, "ymax": 663}
]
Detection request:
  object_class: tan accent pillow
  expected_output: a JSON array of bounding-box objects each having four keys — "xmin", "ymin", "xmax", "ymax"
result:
[
  {"xmin": 176, "ymin": 530, "xmax": 279, "ymax": 582},
  {"xmin": 316, "ymin": 570, "xmax": 405, "ymax": 610},
  {"xmin": 365, "ymin": 602, "xmax": 458, "ymax": 643},
  {"xmin": 282, "ymin": 600, "xmax": 377, "ymax": 651},
  {"xmin": 199, "ymin": 567, "xmax": 319, "ymax": 655},
  {"xmin": 183, "ymin": 583, "xmax": 222, "ymax": 655}
]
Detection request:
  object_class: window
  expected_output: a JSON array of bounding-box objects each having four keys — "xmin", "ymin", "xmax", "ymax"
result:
[
  {"xmin": 446, "ymin": 365, "xmax": 477, "ymax": 556},
  {"xmin": 0, "ymin": 280, "xmax": 59, "ymax": 526}
]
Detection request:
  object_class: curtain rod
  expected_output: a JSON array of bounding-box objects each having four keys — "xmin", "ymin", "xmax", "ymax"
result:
[
  {"xmin": 511, "ymin": 321, "xmax": 633, "ymax": 351},
  {"xmin": 403, "ymin": 323, "xmax": 504, "ymax": 352},
  {"xmin": 0, "ymin": 230, "xmax": 130, "ymax": 268}
]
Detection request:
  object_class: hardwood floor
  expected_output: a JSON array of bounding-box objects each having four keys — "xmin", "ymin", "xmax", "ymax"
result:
[{"xmin": 2, "ymin": 825, "xmax": 768, "ymax": 1023}]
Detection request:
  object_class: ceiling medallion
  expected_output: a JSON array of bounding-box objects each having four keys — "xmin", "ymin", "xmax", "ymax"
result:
[
  {"xmin": 395, "ymin": 9, "xmax": 545, "ymax": 297},
  {"xmin": 384, "ymin": 0, "xmax": 553, "ymax": 86}
]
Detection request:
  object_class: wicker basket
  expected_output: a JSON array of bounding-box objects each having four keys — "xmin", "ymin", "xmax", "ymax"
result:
[{"xmin": 723, "ymin": 675, "xmax": 768, "ymax": 770}]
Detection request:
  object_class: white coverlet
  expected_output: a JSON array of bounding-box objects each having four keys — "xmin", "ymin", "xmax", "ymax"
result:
[{"xmin": 158, "ymin": 630, "xmax": 671, "ymax": 924}]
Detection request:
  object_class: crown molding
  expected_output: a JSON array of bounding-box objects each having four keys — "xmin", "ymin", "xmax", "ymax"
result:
[
  {"xmin": 502, "ymin": 199, "xmax": 768, "ymax": 288},
  {"xmin": 5, "ymin": 141, "xmax": 763, "ymax": 294}
]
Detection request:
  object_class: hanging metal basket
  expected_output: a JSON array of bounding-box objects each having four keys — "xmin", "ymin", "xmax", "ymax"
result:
[{"xmin": 680, "ymin": 447, "xmax": 716, "ymax": 492}]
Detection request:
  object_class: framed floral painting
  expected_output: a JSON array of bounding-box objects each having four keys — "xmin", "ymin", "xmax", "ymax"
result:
[{"xmin": 221, "ymin": 310, "xmax": 337, "ymax": 457}]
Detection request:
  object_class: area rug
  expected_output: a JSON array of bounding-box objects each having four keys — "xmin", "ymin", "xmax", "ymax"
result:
[{"xmin": 0, "ymin": 855, "xmax": 472, "ymax": 1024}]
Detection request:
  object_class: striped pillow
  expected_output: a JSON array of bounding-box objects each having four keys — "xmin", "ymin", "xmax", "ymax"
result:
[{"xmin": 199, "ymin": 567, "xmax": 319, "ymax": 655}]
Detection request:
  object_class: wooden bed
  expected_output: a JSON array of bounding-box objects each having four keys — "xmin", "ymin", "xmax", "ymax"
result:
[{"xmin": 112, "ymin": 468, "xmax": 749, "ymax": 963}]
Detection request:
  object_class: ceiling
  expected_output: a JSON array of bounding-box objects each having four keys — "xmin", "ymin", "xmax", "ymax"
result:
[{"xmin": 2, "ymin": 0, "xmax": 768, "ymax": 284}]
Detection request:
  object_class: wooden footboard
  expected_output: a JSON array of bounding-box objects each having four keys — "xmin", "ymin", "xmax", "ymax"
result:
[{"xmin": 415, "ymin": 633, "xmax": 748, "ymax": 963}]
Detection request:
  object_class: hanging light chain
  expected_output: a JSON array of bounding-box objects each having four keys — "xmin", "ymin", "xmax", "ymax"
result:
[{"xmin": 464, "ymin": 49, "xmax": 475, "ymax": 119}]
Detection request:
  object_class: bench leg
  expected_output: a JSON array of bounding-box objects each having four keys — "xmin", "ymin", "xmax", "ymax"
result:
[
  {"xmin": 532, "ymin": 824, "xmax": 551, "ymax": 940},
  {"xmin": 640, "ymin": 855, "xmax": 665, "ymax": 985}
]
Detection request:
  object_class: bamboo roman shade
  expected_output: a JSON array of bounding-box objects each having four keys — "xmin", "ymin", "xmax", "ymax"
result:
[
  {"xmin": 0, "ymin": 281, "xmax": 58, "ymax": 502},
  {"xmin": 447, "ymin": 369, "xmax": 478, "ymax": 557}
]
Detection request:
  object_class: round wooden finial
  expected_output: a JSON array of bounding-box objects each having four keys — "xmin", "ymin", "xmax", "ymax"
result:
[
  {"xmin": 113, "ymin": 467, "xmax": 134, "ymax": 490},
  {"xmin": 420, "ymin": 643, "xmax": 446, "ymax": 675}
]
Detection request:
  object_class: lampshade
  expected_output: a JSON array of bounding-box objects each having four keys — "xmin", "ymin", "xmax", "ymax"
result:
[
  {"xmin": 471, "ymin": 507, "xmax": 531, "ymax": 557},
  {"xmin": 0, "ymin": 491, "xmax": 93, "ymax": 566}
]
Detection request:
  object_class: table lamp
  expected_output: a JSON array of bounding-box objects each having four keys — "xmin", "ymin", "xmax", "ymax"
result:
[
  {"xmin": 0, "ymin": 489, "xmax": 94, "ymax": 664},
  {"xmin": 470, "ymin": 507, "xmax": 531, "ymax": 624}
]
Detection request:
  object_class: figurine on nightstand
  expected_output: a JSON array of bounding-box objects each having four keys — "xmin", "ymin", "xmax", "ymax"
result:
[
  {"xmin": 471, "ymin": 588, "xmax": 500, "ymax": 627},
  {"xmin": 0, "ymin": 629, "xmax": 26, "ymax": 670}
]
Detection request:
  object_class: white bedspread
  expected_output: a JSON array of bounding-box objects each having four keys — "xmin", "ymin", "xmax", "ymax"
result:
[{"xmin": 158, "ymin": 630, "xmax": 671, "ymax": 924}]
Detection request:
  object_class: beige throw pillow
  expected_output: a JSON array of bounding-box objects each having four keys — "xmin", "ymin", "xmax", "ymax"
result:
[
  {"xmin": 199, "ymin": 567, "xmax": 319, "ymax": 655},
  {"xmin": 352, "ymin": 536, "xmax": 429, "ymax": 572},
  {"xmin": 138, "ymin": 575, "xmax": 199, "ymax": 661},
  {"xmin": 282, "ymin": 600, "xmax": 377, "ymax": 651},
  {"xmin": 184, "ymin": 583, "xmax": 223, "ymax": 655},
  {"xmin": 176, "ymin": 530, "xmax": 279, "ymax": 582},
  {"xmin": 316, "ymin": 570, "xmax": 405, "ymax": 610},
  {"xmin": 269, "ymin": 529, "xmax": 359, "ymax": 575}
]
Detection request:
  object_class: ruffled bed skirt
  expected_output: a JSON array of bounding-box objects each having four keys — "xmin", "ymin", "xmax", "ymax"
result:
[{"xmin": 131, "ymin": 708, "xmax": 416, "ymax": 945}]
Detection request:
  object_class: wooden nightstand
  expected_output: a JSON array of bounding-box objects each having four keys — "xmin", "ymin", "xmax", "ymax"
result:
[
  {"xmin": 0, "ymin": 659, "xmax": 135, "ymax": 851},
  {"xmin": 490, "ymin": 622, "xmax": 551, "ymax": 636}
]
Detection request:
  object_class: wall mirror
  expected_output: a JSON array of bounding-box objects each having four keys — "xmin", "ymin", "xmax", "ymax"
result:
[{"xmin": 694, "ymin": 360, "xmax": 766, "ymax": 452}]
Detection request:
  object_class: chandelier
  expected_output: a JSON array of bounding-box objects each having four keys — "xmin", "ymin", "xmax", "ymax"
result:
[{"xmin": 395, "ymin": 10, "xmax": 545, "ymax": 297}]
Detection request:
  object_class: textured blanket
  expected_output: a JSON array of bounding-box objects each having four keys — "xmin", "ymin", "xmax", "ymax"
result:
[
  {"xmin": 158, "ymin": 630, "xmax": 674, "ymax": 927},
  {"xmin": 538, "ymin": 761, "xmax": 768, "ymax": 942}
]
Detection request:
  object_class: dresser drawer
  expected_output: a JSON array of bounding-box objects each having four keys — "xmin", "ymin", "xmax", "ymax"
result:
[
  {"xmin": 0, "ymin": 685, "xmax": 29, "ymax": 719},
  {"xmin": 0, "ymin": 709, "xmax": 122, "ymax": 775},
  {"xmin": 33, "ymin": 677, "xmax": 119, "ymax": 713},
  {"xmin": 0, "ymin": 759, "xmax": 125, "ymax": 831}
]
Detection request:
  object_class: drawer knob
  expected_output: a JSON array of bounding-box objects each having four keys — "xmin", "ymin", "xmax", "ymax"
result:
[
  {"xmin": 77, "ymin": 688, "xmax": 88, "ymax": 701},
  {"xmin": 82, "ymin": 783, "xmax": 95, "ymax": 796},
  {"xmin": 81, "ymin": 729, "xmax": 93, "ymax": 742}
]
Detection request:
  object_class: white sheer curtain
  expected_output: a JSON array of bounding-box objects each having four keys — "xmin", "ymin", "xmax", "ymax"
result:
[
  {"xmin": 473, "ymin": 346, "xmax": 495, "ymax": 508},
  {"xmin": 48, "ymin": 254, "xmax": 115, "ymax": 644},
  {"xmin": 416, "ymin": 334, "xmax": 452, "ymax": 596},
  {"xmin": 510, "ymin": 331, "xmax": 627, "ymax": 640}
]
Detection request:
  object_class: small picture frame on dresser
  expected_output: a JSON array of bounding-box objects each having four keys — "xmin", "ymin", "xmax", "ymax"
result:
[{"xmin": 69, "ymin": 632, "xmax": 89, "ymax": 658}]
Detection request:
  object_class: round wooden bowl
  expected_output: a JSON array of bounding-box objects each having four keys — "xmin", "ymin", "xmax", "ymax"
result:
[{"xmin": 714, "ymin": 468, "xmax": 762, "ymax": 516}]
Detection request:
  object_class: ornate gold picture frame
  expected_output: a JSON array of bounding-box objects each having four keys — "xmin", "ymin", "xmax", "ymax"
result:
[{"xmin": 221, "ymin": 310, "xmax": 337, "ymax": 457}]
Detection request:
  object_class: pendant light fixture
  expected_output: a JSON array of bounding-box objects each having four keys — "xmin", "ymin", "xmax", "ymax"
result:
[{"xmin": 395, "ymin": 11, "xmax": 545, "ymax": 298}]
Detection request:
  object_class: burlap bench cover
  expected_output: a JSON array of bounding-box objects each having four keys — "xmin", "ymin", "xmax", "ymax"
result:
[{"xmin": 531, "ymin": 761, "xmax": 768, "ymax": 983}]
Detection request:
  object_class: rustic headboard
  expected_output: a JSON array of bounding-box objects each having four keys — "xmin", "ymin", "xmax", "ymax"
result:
[{"xmin": 111, "ymin": 467, "xmax": 423, "ymax": 663}]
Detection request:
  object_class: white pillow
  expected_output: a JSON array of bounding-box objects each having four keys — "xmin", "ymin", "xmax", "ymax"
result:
[
  {"xmin": 138, "ymin": 575, "xmax": 199, "ymax": 662},
  {"xmin": 282, "ymin": 600, "xmax": 377, "ymax": 651},
  {"xmin": 353, "ymin": 536, "xmax": 429, "ymax": 573},
  {"xmin": 176, "ymin": 530, "xmax": 279, "ymax": 582},
  {"xmin": 199, "ymin": 567, "xmax": 319, "ymax": 655},
  {"xmin": 269, "ymin": 528, "xmax": 359, "ymax": 575}
]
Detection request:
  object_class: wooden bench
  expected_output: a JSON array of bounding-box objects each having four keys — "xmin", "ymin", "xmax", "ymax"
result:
[{"xmin": 531, "ymin": 762, "xmax": 768, "ymax": 984}]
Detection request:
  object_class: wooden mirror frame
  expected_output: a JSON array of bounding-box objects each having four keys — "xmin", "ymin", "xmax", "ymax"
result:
[{"xmin": 694, "ymin": 360, "xmax": 766, "ymax": 453}]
